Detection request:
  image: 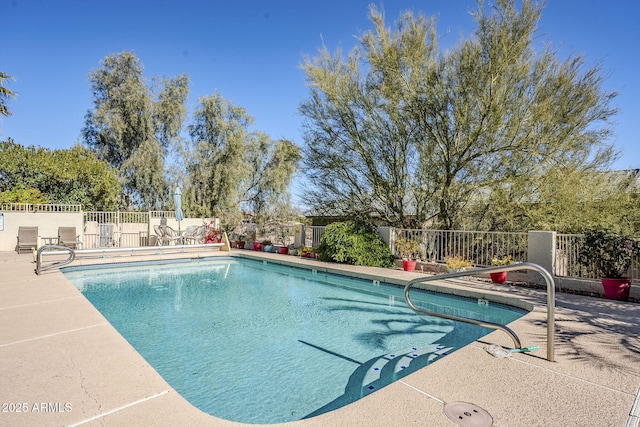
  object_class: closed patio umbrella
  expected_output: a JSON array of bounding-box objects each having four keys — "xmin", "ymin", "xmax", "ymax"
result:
[{"xmin": 174, "ymin": 187, "xmax": 184, "ymax": 235}]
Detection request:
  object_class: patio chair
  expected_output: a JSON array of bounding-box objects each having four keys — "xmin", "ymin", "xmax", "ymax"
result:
[
  {"xmin": 153, "ymin": 225, "xmax": 165, "ymax": 246},
  {"xmin": 157, "ymin": 225, "xmax": 183, "ymax": 245},
  {"xmin": 183, "ymin": 225, "xmax": 206, "ymax": 244},
  {"xmin": 17, "ymin": 226, "xmax": 38, "ymax": 253},
  {"xmin": 58, "ymin": 226, "xmax": 82, "ymax": 249}
]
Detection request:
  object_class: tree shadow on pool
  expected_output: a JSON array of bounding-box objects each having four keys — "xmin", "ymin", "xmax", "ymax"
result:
[{"xmin": 320, "ymin": 296, "xmax": 490, "ymax": 351}]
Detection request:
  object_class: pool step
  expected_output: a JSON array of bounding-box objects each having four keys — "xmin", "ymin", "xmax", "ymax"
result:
[
  {"xmin": 303, "ymin": 344, "xmax": 453, "ymax": 420},
  {"xmin": 356, "ymin": 344, "xmax": 453, "ymax": 398}
]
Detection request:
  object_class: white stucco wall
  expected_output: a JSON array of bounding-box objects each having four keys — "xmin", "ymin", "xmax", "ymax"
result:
[{"xmin": 0, "ymin": 211, "xmax": 84, "ymax": 252}]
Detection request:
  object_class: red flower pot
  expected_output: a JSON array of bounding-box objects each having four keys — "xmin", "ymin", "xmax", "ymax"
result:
[
  {"xmin": 402, "ymin": 259, "xmax": 417, "ymax": 272},
  {"xmin": 601, "ymin": 277, "xmax": 631, "ymax": 301},
  {"xmin": 253, "ymin": 242, "xmax": 262, "ymax": 251},
  {"xmin": 490, "ymin": 271, "xmax": 507, "ymax": 284},
  {"xmin": 279, "ymin": 246, "xmax": 289, "ymax": 255}
]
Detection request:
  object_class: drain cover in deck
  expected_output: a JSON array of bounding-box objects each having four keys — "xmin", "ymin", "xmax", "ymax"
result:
[{"xmin": 444, "ymin": 402, "xmax": 493, "ymax": 427}]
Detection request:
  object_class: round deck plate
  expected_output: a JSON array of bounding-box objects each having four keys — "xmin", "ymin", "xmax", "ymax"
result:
[{"xmin": 443, "ymin": 401, "xmax": 493, "ymax": 427}]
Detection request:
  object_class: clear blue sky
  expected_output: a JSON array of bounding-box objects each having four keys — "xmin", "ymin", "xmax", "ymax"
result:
[{"xmin": 3, "ymin": 0, "xmax": 639, "ymax": 181}]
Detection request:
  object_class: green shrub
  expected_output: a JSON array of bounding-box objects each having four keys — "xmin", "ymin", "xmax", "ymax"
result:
[{"xmin": 317, "ymin": 221, "xmax": 395, "ymax": 268}]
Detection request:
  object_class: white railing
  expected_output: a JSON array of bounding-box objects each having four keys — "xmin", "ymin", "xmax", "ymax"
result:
[
  {"xmin": 304, "ymin": 226, "xmax": 326, "ymax": 248},
  {"xmin": 1, "ymin": 203, "xmax": 82, "ymax": 212},
  {"xmin": 392, "ymin": 228, "xmax": 528, "ymax": 266}
]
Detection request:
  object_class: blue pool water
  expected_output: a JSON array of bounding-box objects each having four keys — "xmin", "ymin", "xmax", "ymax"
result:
[{"xmin": 63, "ymin": 258, "xmax": 526, "ymax": 424}]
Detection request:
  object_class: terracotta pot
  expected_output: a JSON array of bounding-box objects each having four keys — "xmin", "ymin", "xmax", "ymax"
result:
[
  {"xmin": 402, "ymin": 259, "xmax": 417, "ymax": 272},
  {"xmin": 490, "ymin": 271, "xmax": 507, "ymax": 284},
  {"xmin": 601, "ymin": 277, "xmax": 631, "ymax": 301}
]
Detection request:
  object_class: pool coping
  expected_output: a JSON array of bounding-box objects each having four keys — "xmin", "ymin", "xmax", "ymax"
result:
[{"xmin": 1, "ymin": 248, "xmax": 639, "ymax": 426}]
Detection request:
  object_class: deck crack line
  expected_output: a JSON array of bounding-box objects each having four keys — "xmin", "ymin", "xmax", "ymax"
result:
[
  {"xmin": 0, "ymin": 323, "xmax": 109, "ymax": 348},
  {"xmin": 67, "ymin": 390, "xmax": 170, "ymax": 427},
  {"xmin": 399, "ymin": 380, "xmax": 445, "ymax": 404},
  {"xmin": 0, "ymin": 295, "xmax": 83, "ymax": 311}
]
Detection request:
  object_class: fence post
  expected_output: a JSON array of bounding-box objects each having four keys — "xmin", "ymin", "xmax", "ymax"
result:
[
  {"xmin": 295, "ymin": 224, "xmax": 305, "ymax": 248},
  {"xmin": 527, "ymin": 231, "xmax": 556, "ymax": 275},
  {"xmin": 377, "ymin": 226, "xmax": 392, "ymax": 247}
]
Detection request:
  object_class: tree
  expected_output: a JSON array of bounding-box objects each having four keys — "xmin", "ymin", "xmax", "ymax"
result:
[
  {"xmin": 300, "ymin": 1, "xmax": 617, "ymax": 230},
  {"xmin": 82, "ymin": 51, "xmax": 189, "ymax": 209},
  {"xmin": 182, "ymin": 93, "xmax": 251, "ymax": 220},
  {"xmin": 240, "ymin": 133, "xmax": 302, "ymax": 222},
  {"xmin": 181, "ymin": 93, "xmax": 301, "ymax": 228},
  {"xmin": 0, "ymin": 71, "xmax": 17, "ymax": 119},
  {"xmin": 0, "ymin": 139, "xmax": 121, "ymax": 210}
]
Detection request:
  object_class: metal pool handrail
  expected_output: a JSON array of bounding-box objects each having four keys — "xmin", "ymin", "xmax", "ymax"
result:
[
  {"xmin": 403, "ymin": 262, "xmax": 555, "ymax": 362},
  {"xmin": 36, "ymin": 245, "xmax": 76, "ymax": 275}
]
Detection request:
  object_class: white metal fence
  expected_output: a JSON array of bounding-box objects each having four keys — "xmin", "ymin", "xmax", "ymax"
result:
[
  {"xmin": 391, "ymin": 228, "xmax": 528, "ymax": 266},
  {"xmin": 83, "ymin": 211, "xmax": 174, "ymax": 249},
  {"xmin": 1, "ymin": 203, "xmax": 82, "ymax": 212}
]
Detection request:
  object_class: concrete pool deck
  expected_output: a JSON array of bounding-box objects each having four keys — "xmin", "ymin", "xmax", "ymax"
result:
[{"xmin": 0, "ymin": 249, "xmax": 639, "ymax": 426}]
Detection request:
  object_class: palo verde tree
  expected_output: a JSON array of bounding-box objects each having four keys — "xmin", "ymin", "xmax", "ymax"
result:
[
  {"xmin": 300, "ymin": 1, "xmax": 617, "ymax": 230},
  {"xmin": 82, "ymin": 51, "xmax": 189, "ymax": 209}
]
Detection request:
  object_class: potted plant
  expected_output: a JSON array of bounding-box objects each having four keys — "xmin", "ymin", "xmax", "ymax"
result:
[
  {"xmin": 445, "ymin": 256, "xmax": 473, "ymax": 273},
  {"xmin": 578, "ymin": 228, "xmax": 640, "ymax": 301},
  {"xmin": 262, "ymin": 240, "xmax": 273, "ymax": 252},
  {"xmin": 490, "ymin": 255, "xmax": 513, "ymax": 284},
  {"xmin": 288, "ymin": 244, "xmax": 298, "ymax": 256},
  {"xmin": 395, "ymin": 237, "xmax": 421, "ymax": 271}
]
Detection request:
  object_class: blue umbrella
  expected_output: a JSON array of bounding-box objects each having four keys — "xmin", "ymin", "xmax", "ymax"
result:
[{"xmin": 174, "ymin": 187, "xmax": 184, "ymax": 234}]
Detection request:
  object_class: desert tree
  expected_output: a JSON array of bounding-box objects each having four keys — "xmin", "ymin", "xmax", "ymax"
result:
[
  {"xmin": 82, "ymin": 51, "xmax": 189, "ymax": 209},
  {"xmin": 300, "ymin": 1, "xmax": 617, "ymax": 230}
]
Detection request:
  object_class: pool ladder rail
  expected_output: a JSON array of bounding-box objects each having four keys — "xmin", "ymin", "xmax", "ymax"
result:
[
  {"xmin": 403, "ymin": 262, "xmax": 555, "ymax": 362},
  {"xmin": 35, "ymin": 244, "xmax": 76, "ymax": 275}
]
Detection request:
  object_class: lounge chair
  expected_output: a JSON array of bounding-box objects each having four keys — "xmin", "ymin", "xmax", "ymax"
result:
[
  {"xmin": 58, "ymin": 226, "xmax": 82, "ymax": 249},
  {"xmin": 17, "ymin": 226, "xmax": 38, "ymax": 253}
]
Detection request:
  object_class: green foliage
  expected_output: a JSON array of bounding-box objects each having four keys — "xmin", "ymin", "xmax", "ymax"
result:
[
  {"xmin": 317, "ymin": 221, "xmax": 395, "ymax": 267},
  {"xmin": 491, "ymin": 255, "xmax": 513, "ymax": 266},
  {"xmin": 241, "ymin": 134, "xmax": 302, "ymax": 221},
  {"xmin": 0, "ymin": 139, "xmax": 121, "ymax": 210},
  {"xmin": 395, "ymin": 237, "xmax": 421, "ymax": 260},
  {"xmin": 0, "ymin": 185, "xmax": 48, "ymax": 204},
  {"xmin": 300, "ymin": 1, "xmax": 617, "ymax": 230},
  {"xmin": 578, "ymin": 228, "xmax": 640, "ymax": 279},
  {"xmin": 180, "ymin": 93, "xmax": 301, "ymax": 226},
  {"xmin": 444, "ymin": 256, "xmax": 474, "ymax": 271},
  {"xmin": 184, "ymin": 92, "xmax": 251, "ymax": 219},
  {"xmin": 0, "ymin": 71, "xmax": 17, "ymax": 118}
]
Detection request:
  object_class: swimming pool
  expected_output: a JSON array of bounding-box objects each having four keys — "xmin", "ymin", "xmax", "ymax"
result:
[{"xmin": 63, "ymin": 257, "xmax": 526, "ymax": 424}]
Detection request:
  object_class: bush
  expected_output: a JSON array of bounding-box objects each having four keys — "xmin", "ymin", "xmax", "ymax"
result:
[
  {"xmin": 578, "ymin": 228, "xmax": 640, "ymax": 278},
  {"xmin": 317, "ymin": 221, "xmax": 395, "ymax": 268}
]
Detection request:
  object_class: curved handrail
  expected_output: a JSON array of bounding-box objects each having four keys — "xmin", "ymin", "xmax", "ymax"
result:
[
  {"xmin": 36, "ymin": 245, "xmax": 76, "ymax": 275},
  {"xmin": 404, "ymin": 262, "xmax": 555, "ymax": 362}
]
